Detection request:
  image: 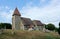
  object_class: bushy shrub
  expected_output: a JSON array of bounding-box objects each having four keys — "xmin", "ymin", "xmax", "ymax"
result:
[{"xmin": 45, "ymin": 23, "xmax": 55, "ymax": 31}]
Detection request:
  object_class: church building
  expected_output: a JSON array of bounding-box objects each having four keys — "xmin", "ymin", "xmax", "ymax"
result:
[{"xmin": 12, "ymin": 8, "xmax": 45, "ymax": 31}]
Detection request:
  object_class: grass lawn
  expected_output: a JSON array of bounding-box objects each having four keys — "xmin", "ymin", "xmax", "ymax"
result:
[{"xmin": 0, "ymin": 29, "xmax": 60, "ymax": 39}]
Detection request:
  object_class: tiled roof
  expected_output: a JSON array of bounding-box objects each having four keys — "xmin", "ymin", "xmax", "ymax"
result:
[
  {"xmin": 13, "ymin": 8, "xmax": 21, "ymax": 16},
  {"xmin": 33, "ymin": 20, "xmax": 44, "ymax": 26},
  {"xmin": 21, "ymin": 17, "xmax": 33, "ymax": 26}
]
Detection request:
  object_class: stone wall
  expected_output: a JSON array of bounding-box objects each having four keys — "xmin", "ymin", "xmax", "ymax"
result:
[{"xmin": 12, "ymin": 15, "xmax": 24, "ymax": 30}]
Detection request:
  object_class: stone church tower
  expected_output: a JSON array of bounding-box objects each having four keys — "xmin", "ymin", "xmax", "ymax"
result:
[{"xmin": 12, "ymin": 8, "xmax": 24, "ymax": 30}]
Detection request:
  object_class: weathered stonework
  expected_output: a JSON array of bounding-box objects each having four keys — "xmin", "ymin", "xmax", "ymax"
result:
[{"xmin": 12, "ymin": 8, "xmax": 45, "ymax": 31}]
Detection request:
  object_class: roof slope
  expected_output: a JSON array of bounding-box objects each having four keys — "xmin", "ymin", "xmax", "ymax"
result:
[
  {"xmin": 33, "ymin": 20, "xmax": 44, "ymax": 26},
  {"xmin": 21, "ymin": 17, "xmax": 33, "ymax": 26},
  {"xmin": 13, "ymin": 8, "xmax": 21, "ymax": 16}
]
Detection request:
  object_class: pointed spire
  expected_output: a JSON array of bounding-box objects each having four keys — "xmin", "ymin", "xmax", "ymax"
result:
[{"xmin": 13, "ymin": 7, "xmax": 21, "ymax": 16}]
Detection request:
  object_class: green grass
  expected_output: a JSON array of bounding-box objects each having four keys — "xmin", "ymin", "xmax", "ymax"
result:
[{"xmin": 0, "ymin": 29, "xmax": 60, "ymax": 39}]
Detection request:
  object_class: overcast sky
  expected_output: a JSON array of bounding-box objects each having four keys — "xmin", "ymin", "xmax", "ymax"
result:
[{"xmin": 0, "ymin": 0, "xmax": 60, "ymax": 27}]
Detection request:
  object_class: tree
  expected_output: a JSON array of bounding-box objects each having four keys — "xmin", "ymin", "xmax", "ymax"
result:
[
  {"xmin": 55, "ymin": 27, "xmax": 58, "ymax": 32},
  {"xmin": 0, "ymin": 23, "xmax": 12, "ymax": 29},
  {"xmin": 58, "ymin": 22, "xmax": 60, "ymax": 35},
  {"xmin": 45, "ymin": 23, "xmax": 55, "ymax": 31},
  {"xmin": 0, "ymin": 23, "xmax": 5, "ymax": 29},
  {"xmin": 59, "ymin": 22, "xmax": 60, "ymax": 27}
]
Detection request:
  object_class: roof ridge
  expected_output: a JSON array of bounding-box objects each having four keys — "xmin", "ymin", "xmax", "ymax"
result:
[{"xmin": 12, "ymin": 8, "xmax": 21, "ymax": 16}]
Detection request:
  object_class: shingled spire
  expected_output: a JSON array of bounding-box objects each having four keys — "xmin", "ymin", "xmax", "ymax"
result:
[{"xmin": 13, "ymin": 8, "xmax": 21, "ymax": 16}]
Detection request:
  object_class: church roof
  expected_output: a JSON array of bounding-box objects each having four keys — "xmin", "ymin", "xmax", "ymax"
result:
[
  {"xmin": 21, "ymin": 17, "xmax": 33, "ymax": 26},
  {"xmin": 13, "ymin": 8, "xmax": 21, "ymax": 16},
  {"xmin": 33, "ymin": 20, "xmax": 44, "ymax": 26}
]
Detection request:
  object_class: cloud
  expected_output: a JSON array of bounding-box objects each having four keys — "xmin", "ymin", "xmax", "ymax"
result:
[
  {"xmin": 0, "ymin": 6, "xmax": 13, "ymax": 23},
  {"xmin": 5, "ymin": 6, "xmax": 10, "ymax": 10},
  {"xmin": 0, "ymin": 6, "xmax": 10, "ymax": 10},
  {"xmin": 0, "ymin": 0, "xmax": 60, "ymax": 27},
  {"xmin": 21, "ymin": 0, "xmax": 60, "ymax": 27}
]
